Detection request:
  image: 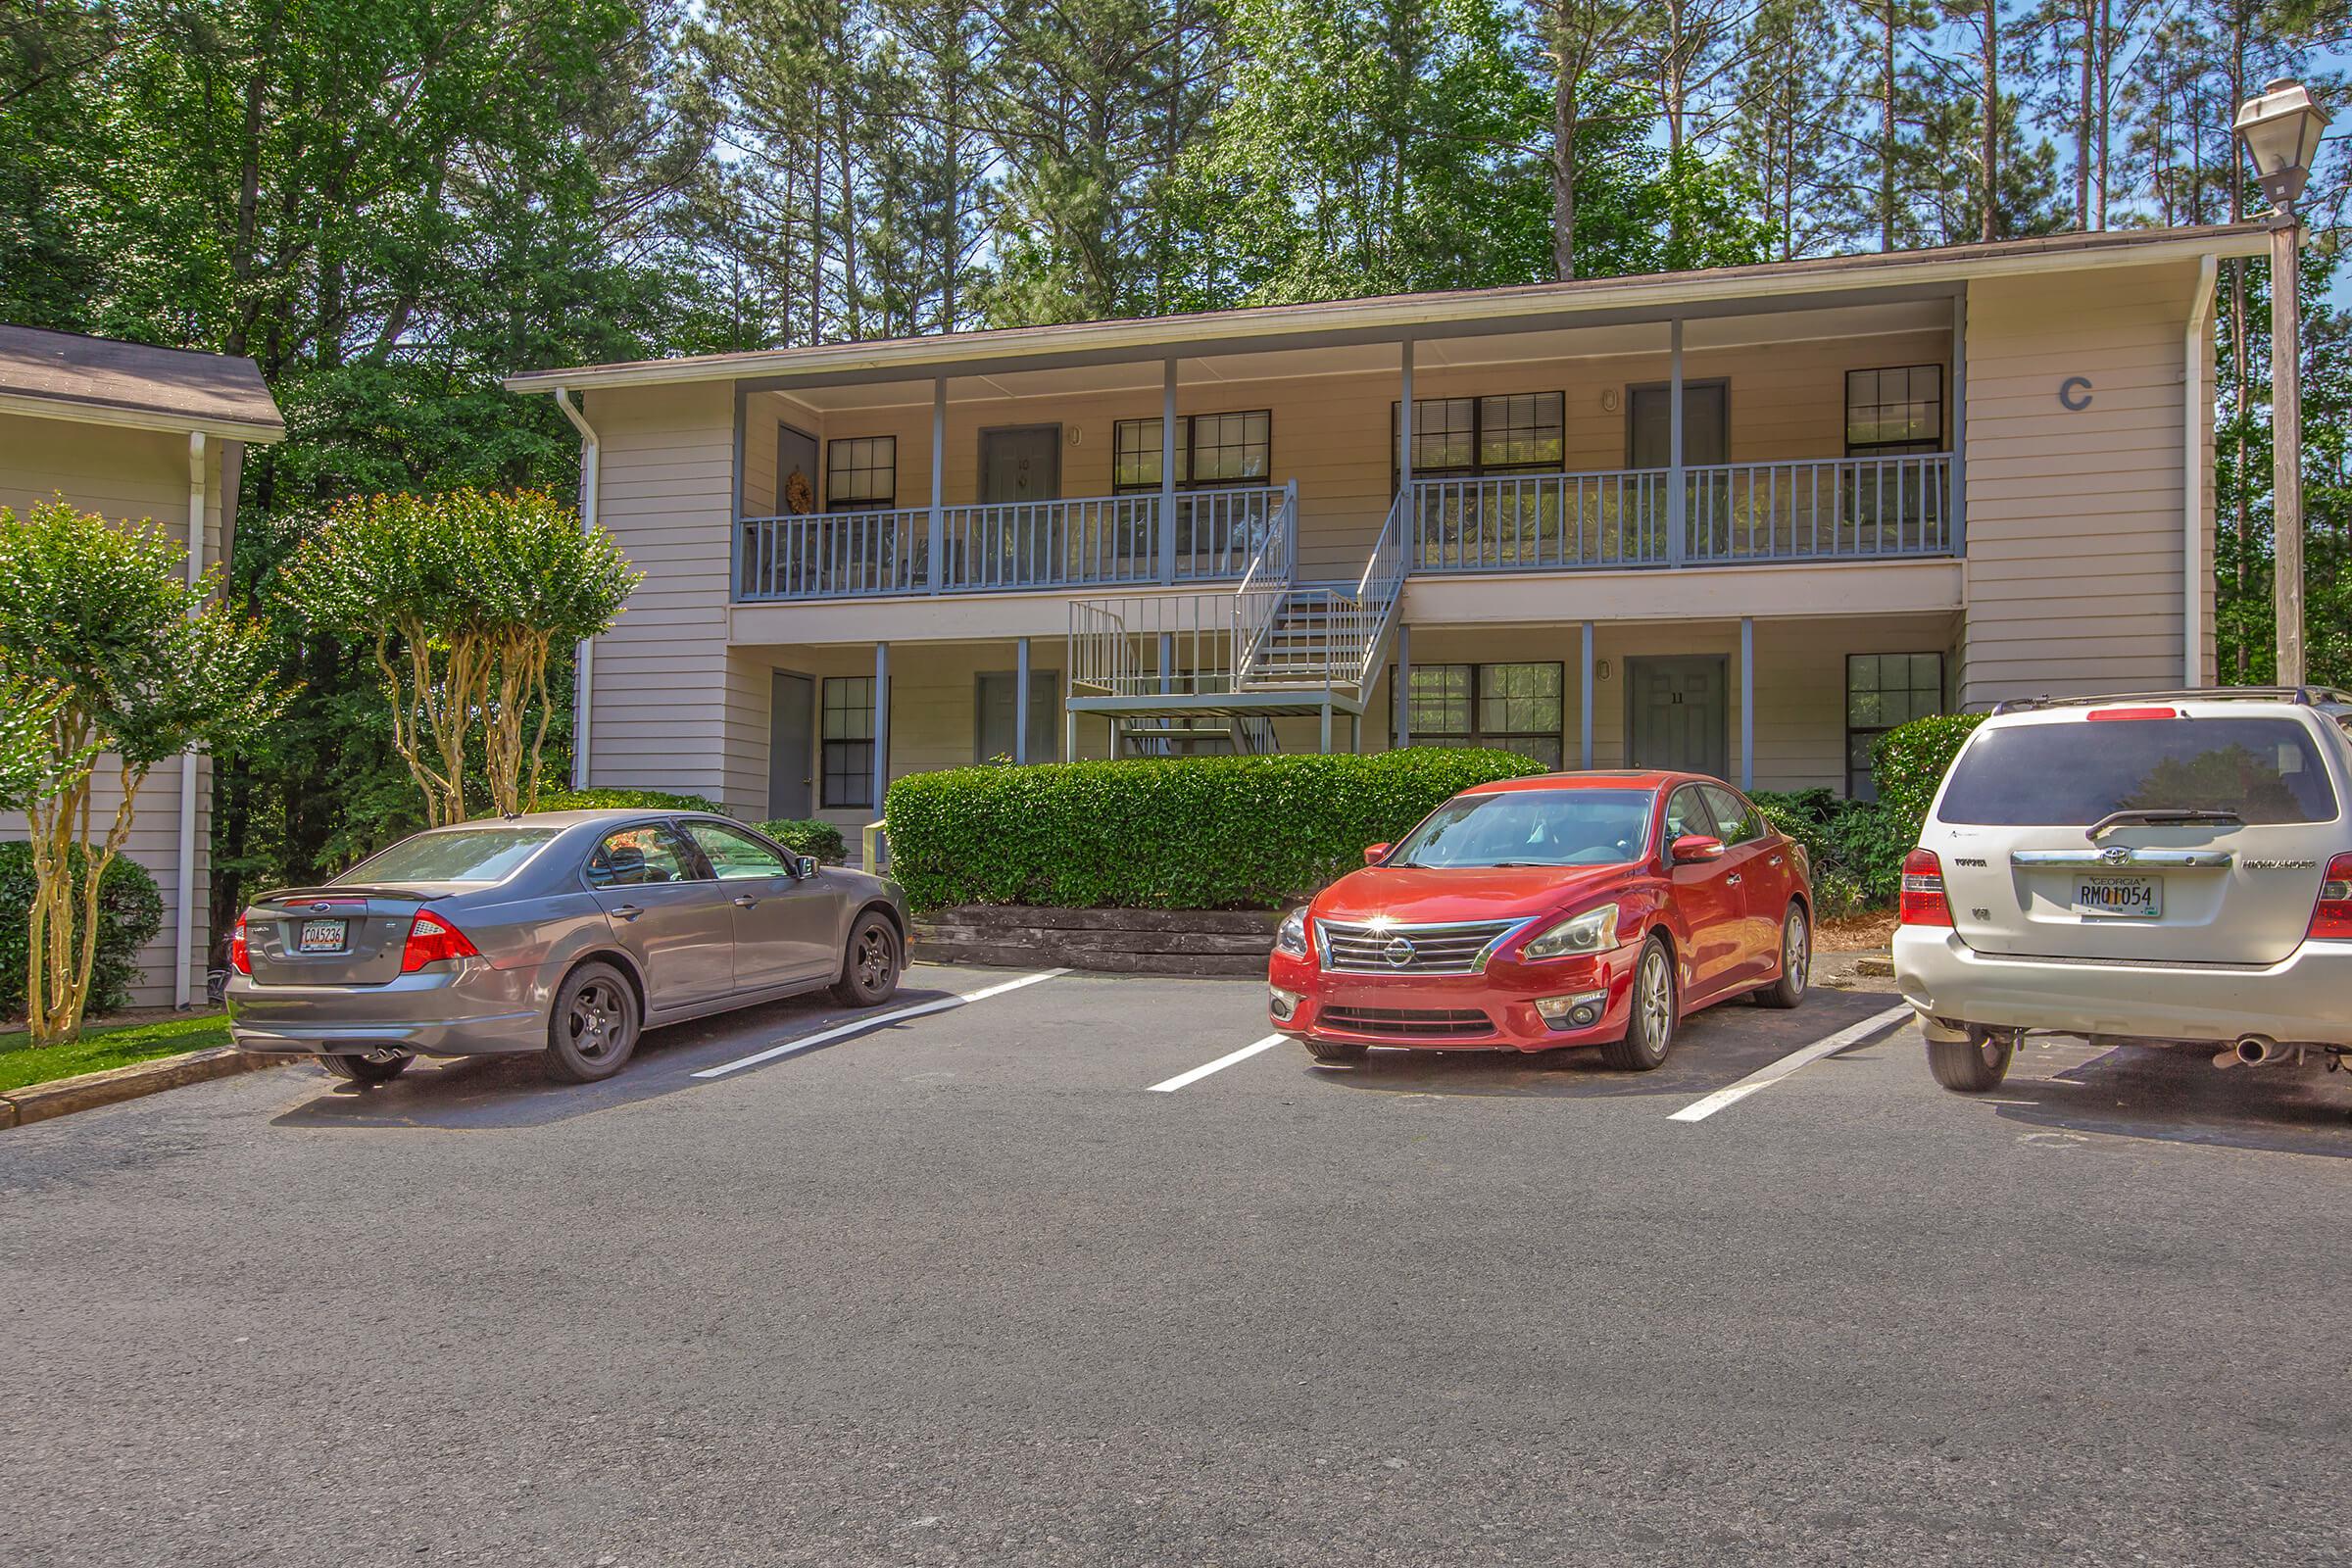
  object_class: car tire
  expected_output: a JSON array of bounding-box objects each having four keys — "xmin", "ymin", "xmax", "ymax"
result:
[
  {"xmin": 1928, "ymin": 1030, "xmax": 2014, "ymax": 1094},
  {"xmin": 317, "ymin": 1049, "xmax": 413, "ymax": 1087},
  {"xmin": 543, "ymin": 961, "xmax": 642, "ymax": 1084},
  {"xmin": 1302, "ymin": 1037, "xmax": 1370, "ymax": 1064},
  {"xmin": 829, "ymin": 910, "xmax": 903, "ymax": 1007},
  {"xmin": 1754, "ymin": 902, "xmax": 1810, "ymax": 1010},
  {"xmin": 1600, "ymin": 936, "xmax": 1676, "ymax": 1071}
]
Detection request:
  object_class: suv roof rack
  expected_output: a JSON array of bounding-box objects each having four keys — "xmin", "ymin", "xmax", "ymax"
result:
[{"xmin": 1989, "ymin": 686, "xmax": 2352, "ymax": 715}]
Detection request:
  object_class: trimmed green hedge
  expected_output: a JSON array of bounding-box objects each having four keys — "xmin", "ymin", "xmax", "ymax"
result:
[
  {"xmin": 533, "ymin": 786, "xmax": 727, "ymax": 815},
  {"xmin": 884, "ymin": 748, "xmax": 1546, "ymax": 909},
  {"xmin": 1871, "ymin": 711, "xmax": 1985, "ymax": 822},
  {"xmin": 760, "ymin": 818, "xmax": 848, "ymax": 865},
  {"xmin": 0, "ymin": 843, "xmax": 165, "ymax": 1018},
  {"xmin": 1752, "ymin": 710, "xmax": 1989, "ymax": 913}
]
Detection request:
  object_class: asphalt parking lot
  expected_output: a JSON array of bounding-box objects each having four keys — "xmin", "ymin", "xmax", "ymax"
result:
[{"xmin": 7, "ymin": 963, "xmax": 2350, "ymax": 1567}]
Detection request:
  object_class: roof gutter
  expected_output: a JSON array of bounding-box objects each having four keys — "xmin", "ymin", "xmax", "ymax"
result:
[
  {"xmin": 2184, "ymin": 254, "xmax": 2218, "ymax": 687},
  {"xmin": 555, "ymin": 388, "xmax": 599, "ymax": 790},
  {"xmin": 506, "ymin": 230, "xmax": 2273, "ymax": 396},
  {"xmin": 0, "ymin": 389, "xmax": 283, "ymax": 444}
]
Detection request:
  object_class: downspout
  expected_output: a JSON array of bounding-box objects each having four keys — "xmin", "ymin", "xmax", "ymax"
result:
[
  {"xmin": 555, "ymin": 388, "xmax": 600, "ymax": 788},
  {"xmin": 175, "ymin": 431, "xmax": 206, "ymax": 1009},
  {"xmin": 2183, "ymin": 256, "xmax": 2217, "ymax": 688}
]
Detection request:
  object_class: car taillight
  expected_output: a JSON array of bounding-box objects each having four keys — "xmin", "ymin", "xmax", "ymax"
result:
[
  {"xmin": 2311, "ymin": 854, "xmax": 2352, "ymax": 940},
  {"xmin": 1898, "ymin": 848, "xmax": 1952, "ymax": 927},
  {"xmin": 229, "ymin": 915, "xmax": 250, "ymax": 975},
  {"xmin": 400, "ymin": 909, "xmax": 480, "ymax": 972}
]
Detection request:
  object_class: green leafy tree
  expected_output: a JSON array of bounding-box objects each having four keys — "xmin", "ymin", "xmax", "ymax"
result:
[
  {"xmin": 282, "ymin": 490, "xmax": 640, "ymax": 825},
  {"xmin": 0, "ymin": 500, "xmax": 283, "ymax": 1047}
]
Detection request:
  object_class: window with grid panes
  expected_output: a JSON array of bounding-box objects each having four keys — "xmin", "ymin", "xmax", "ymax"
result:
[
  {"xmin": 1390, "ymin": 662, "xmax": 1564, "ymax": 769},
  {"xmin": 1846, "ymin": 653, "xmax": 1943, "ymax": 800},
  {"xmin": 1390, "ymin": 393, "xmax": 1563, "ymax": 481},
  {"xmin": 822, "ymin": 676, "xmax": 875, "ymax": 808},
  {"xmin": 1109, "ymin": 412, "xmax": 1271, "ymax": 490},
  {"xmin": 825, "ymin": 436, "xmax": 897, "ymax": 511},
  {"xmin": 1844, "ymin": 367, "xmax": 1943, "ymax": 456}
]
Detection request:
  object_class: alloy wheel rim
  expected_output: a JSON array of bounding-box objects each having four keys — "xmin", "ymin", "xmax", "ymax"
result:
[
  {"xmin": 1640, "ymin": 952, "xmax": 1671, "ymax": 1043},
  {"xmin": 1786, "ymin": 913, "xmax": 1809, "ymax": 993},
  {"xmin": 856, "ymin": 925, "xmax": 891, "ymax": 989},
  {"xmin": 570, "ymin": 981, "xmax": 621, "ymax": 1060}
]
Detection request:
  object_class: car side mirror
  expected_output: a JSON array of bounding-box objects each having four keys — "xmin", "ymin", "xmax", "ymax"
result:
[
  {"xmin": 793, "ymin": 855, "xmax": 818, "ymax": 879},
  {"xmin": 1671, "ymin": 833, "xmax": 1726, "ymax": 864},
  {"xmin": 1363, "ymin": 843, "xmax": 1392, "ymax": 866}
]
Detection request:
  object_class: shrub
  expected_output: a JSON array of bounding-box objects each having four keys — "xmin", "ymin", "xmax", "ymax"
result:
[
  {"xmin": 532, "ymin": 786, "xmax": 727, "ymax": 816},
  {"xmin": 760, "ymin": 818, "xmax": 848, "ymax": 865},
  {"xmin": 1871, "ymin": 712, "xmax": 1986, "ymax": 824},
  {"xmin": 1751, "ymin": 786, "xmax": 1911, "ymax": 909},
  {"xmin": 0, "ymin": 843, "xmax": 164, "ymax": 1018},
  {"xmin": 883, "ymin": 748, "xmax": 1545, "ymax": 910}
]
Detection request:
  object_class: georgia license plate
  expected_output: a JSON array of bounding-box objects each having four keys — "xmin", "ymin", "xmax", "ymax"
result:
[
  {"xmin": 298, "ymin": 918, "xmax": 348, "ymax": 953},
  {"xmin": 2074, "ymin": 875, "xmax": 2160, "ymax": 919}
]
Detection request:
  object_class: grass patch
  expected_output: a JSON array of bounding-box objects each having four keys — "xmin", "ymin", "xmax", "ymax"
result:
[{"xmin": 0, "ymin": 1011, "xmax": 233, "ymax": 1094}]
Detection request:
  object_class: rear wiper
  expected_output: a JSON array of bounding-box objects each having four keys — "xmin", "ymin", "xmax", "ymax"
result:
[{"xmin": 2085, "ymin": 808, "xmax": 2243, "ymax": 841}]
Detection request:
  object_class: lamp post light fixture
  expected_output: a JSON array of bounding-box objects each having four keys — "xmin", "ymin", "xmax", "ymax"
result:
[{"xmin": 2234, "ymin": 77, "xmax": 2331, "ymax": 687}]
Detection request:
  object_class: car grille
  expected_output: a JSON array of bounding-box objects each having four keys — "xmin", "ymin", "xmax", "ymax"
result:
[
  {"xmin": 1315, "ymin": 918, "xmax": 1522, "ymax": 974},
  {"xmin": 1318, "ymin": 1005, "xmax": 1495, "ymax": 1040}
]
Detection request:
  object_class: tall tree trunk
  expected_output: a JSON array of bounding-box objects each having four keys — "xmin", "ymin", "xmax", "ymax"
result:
[
  {"xmin": 2075, "ymin": 0, "xmax": 2092, "ymax": 226},
  {"xmin": 1979, "ymin": 0, "xmax": 1998, "ymax": 243},
  {"xmin": 1880, "ymin": 3, "xmax": 1896, "ymax": 251},
  {"xmin": 1551, "ymin": 64, "xmax": 1579, "ymax": 281}
]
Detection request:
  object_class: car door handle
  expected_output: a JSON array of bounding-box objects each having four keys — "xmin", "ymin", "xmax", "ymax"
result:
[
  {"xmin": 1725, "ymin": 874, "xmax": 1742, "ymax": 886},
  {"xmin": 732, "ymin": 895, "xmax": 760, "ymax": 908},
  {"xmin": 1768, "ymin": 855, "xmax": 1784, "ymax": 866},
  {"xmin": 611, "ymin": 904, "xmax": 643, "ymax": 921}
]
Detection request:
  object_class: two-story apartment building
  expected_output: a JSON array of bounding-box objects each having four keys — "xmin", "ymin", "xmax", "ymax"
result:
[{"xmin": 509, "ymin": 224, "xmax": 2255, "ymax": 843}]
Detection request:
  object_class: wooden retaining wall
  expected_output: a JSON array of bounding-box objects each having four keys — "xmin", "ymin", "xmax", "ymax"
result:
[{"xmin": 911, "ymin": 906, "xmax": 1279, "ymax": 977}]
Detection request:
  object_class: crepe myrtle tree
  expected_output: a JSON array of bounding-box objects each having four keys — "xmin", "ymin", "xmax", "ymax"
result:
[
  {"xmin": 283, "ymin": 488, "xmax": 639, "ymax": 825},
  {"xmin": 0, "ymin": 499, "xmax": 284, "ymax": 1047}
]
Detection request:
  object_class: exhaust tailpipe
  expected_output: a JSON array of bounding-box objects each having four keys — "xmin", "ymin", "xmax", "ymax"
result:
[{"xmin": 2214, "ymin": 1035, "xmax": 2289, "ymax": 1069}]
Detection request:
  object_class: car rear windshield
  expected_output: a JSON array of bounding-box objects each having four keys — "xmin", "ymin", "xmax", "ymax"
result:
[
  {"xmin": 332, "ymin": 826, "xmax": 562, "ymax": 885},
  {"xmin": 1391, "ymin": 789, "xmax": 1654, "ymax": 869},
  {"xmin": 1937, "ymin": 716, "xmax": 2339, "ymax": 826}
]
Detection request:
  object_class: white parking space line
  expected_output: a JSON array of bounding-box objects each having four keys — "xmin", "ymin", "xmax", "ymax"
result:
[
  {"xmin": 691, "ymin": 968, "xmax": 1069, "ymax": 1080},
  {"xmin": 1149, "ymin": 1034, "xmax": 1288, "ymax": 1093},
  {"xmin": 1668, "ymin": 1004, "xmax": 1913, "ymax": 1123}
]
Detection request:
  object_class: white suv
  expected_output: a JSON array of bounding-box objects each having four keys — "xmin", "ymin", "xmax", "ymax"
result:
[{"xmin": 1893, "ymin": 688, "xmax": 2352, "ymax": 1093}]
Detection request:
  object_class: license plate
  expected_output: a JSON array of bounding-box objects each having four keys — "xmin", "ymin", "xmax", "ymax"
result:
[
  {"xmin": 2074, "ymin": 875, "xmax": 2160, "ymax": 919},
  {"xmin": 298, "ymin": 918, "xmax": 348, "ymax": 953}
]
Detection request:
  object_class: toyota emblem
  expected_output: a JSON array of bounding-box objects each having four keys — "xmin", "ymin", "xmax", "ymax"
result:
[
  {"xmin": 2100, "ymin": 846, "xmax": 2132, "ymax": 866},
  {"xmin": 1383, "ymin": 936, "xmax": 1417, "ymax": 967}
]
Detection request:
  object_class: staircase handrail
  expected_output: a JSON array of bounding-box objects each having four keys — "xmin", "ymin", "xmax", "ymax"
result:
[
  {"xmin": 1336, "ymin": 489, "xmax": 1410, "ymax": 689},
  {"xmin": 1230, "ymin": 479, "xmax": 1298, "ymax": 684}
]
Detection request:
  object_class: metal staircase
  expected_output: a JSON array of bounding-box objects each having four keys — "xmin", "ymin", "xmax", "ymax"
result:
[{"xmin": 1068, "ymin": 483, "xmax": 1410, "ymax": 752}]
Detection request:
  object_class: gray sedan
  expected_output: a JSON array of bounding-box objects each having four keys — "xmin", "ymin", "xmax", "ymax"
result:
[{"xmin": 224, "ymin": 809, "xmax": 909, "ymax": 1086}]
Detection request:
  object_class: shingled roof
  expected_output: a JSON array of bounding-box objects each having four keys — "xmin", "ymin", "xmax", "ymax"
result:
[{"xmin": 0, "ymin": 324, "xmax": 283, "ymax": 440}]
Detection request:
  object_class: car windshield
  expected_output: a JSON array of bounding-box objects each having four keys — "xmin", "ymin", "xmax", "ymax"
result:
[
  {"xmin": 1939, "ymin": 716, "xmax": 2339, "ymax": 826},
  {"xmin": 1388, "ymin": 789, "xmax": 1653, "ymax": 869},
  {"xmin": 332, "ymin": 826, "xmax": 562, "ymax": 885}
]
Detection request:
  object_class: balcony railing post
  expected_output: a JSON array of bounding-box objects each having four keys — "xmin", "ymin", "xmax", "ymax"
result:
[
  {"xmin": 1158, "ymin": 358, "xmax": 1179, "ymax": 582},
  {"xmin": 928, "ymin": 378, "xmax": 946, "ymax": 593},
  {"xmin": 1666, "ymin": 317, "xmax": 1687, "ymax": 567}
]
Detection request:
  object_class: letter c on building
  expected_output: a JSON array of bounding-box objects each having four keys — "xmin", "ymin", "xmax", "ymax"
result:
[{"xmin": 2058, "ymin": 375, "xmax": 2093, "ymax": 412}]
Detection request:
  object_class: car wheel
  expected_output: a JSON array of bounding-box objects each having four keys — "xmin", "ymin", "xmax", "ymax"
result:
[
  {"xmin": 543, "ymin": 962, "xmax": 642, "ymax": 1084},
  {"xmin": 1599, "ymin": 936, "xmax": 1676, "ymax": 1071},
  {"xmin": 829, "ymin": 910, "xmax": 903, "ymax": 1007},
  {"xmin": 1754, "ymin": 903, "xmax": 1810, "ymax": 1010},
  {"xmin": 316, "ymin": 1048, "xmax": 413, "ymax": 1087},
  {"xmin": 1303, "ymin": 1037, "xmax": 1369, "ymax": 1064},
  {"xmin": 1928, "ymin": 1029, "xmax": 2014, "ymax": 1094}
]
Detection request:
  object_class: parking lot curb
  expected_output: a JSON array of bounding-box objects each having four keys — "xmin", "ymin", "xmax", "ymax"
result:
[{"xmin": 0, "ymin": 1046, "xmax": 290, "ymax": 1131}]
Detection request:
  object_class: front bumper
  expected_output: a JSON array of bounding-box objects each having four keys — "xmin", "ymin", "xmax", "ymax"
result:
[
  {"xmin": 224, "ymin": 959, "xmax": 549, "ymax": 1057},
  {"xmin": 1266, "ymin": 943, "xmax": 1639, "ymax": 1053},
  {"xmin": 1893, "ymin": 928, "xmax": 2352, "ymax": 1048}
]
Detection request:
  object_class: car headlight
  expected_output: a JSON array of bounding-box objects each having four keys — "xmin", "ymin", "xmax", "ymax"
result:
[
  {"xmin": 1523, "ymin": 904, "xmax": 1621, "ymax": 960},
  {"xmin": 1276, "ymin": 907, "xmax": 1310, "ymax": 958}
]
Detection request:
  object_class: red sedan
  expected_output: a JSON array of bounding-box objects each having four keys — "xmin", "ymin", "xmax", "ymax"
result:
[{"xmin": 1267, "ymin": 771, "xmax": 1812, "ymax": 1068}]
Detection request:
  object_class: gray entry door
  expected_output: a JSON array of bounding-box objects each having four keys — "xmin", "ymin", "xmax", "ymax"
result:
[
  {"xmin": 979, "ymin": 425, "xmax": 1061, "ymax": 503},
  {"xmin": 1627, "ymin": 656, "xmax": 1728, "ymax": 778},
  {"xmin": 769, "ymin": 671, "xmax": 814, "ymax": 820}
]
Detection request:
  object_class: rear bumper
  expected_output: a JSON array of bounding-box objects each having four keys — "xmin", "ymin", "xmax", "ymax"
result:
[
  {"xmin": 1893, "ymin": 928, "xmax": 2352, "ymax": 1047},
  {"xmin": 224, "ymin": 960, "xmax": 549, "ymax": 1057},
  {"xmin": 1266, "ymin": 944, "xmax": 1638, "ymax": 1053}
]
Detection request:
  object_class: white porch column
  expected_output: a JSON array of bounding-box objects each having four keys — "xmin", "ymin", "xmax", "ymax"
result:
[
  {"xmin": 928, "ymin": 378, "xmax": 947, "ymax": 593},
  {"xmin": 872, "ymin": 642, "xmax": 891, "ymax": 814},
  {"xmin": 1014, "ymin": 636, "xmax": 1031, "ymax": 764},
  {"xmin": 1157, "ymin": 359, "xmax": 1179, "ymax": 582},
  {"xmin": 1580, "ymin": 621, "xmax": 1595, "ymax": 770},
  {"xmin": 1667, "ymin": 318, "xmax": 1686, "ymax": 567},
  {"xmin": 1949, "ymin": 286, "xmax": 1967, "ymax": 557},
  {"xmin": 1158, "ymin": 631, "xmax": 1173, "ymax": 694},
  {"xmin": 1739, "ymin": 615, "xmax": 1755, "ymax": 791},
  {"xmin": 1393, "ymin": 621, "xmax": 1410, "ymax": 749},
  {"xmin": 1398, "ymin": 338, "xmax": 1415, "ymax": 507},
  {"xmin": 174, "ymin": 430, "xmax": 207, "ymax": 1009}
]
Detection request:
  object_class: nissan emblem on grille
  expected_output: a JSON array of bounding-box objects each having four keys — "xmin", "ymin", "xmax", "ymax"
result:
[{"xmin": 1383, "ymin": 936, "xmax": 1416, "ymax": 967}]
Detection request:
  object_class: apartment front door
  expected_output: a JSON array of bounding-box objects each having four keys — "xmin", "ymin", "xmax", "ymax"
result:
[
  {"xmin": 979, "ymin": 425, "xmax": 1060, "ymax": 504},
  {"xmin": 1627, "ymin": 656, "xmax": 1728, "ymax": 779},
  {"xmin": 979, "ymin": 425, "xmax": 1060, "ymax": 584},
  {"xmin": 768, "ymin": 671, "xmax": 814, "ymax": 820}
]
